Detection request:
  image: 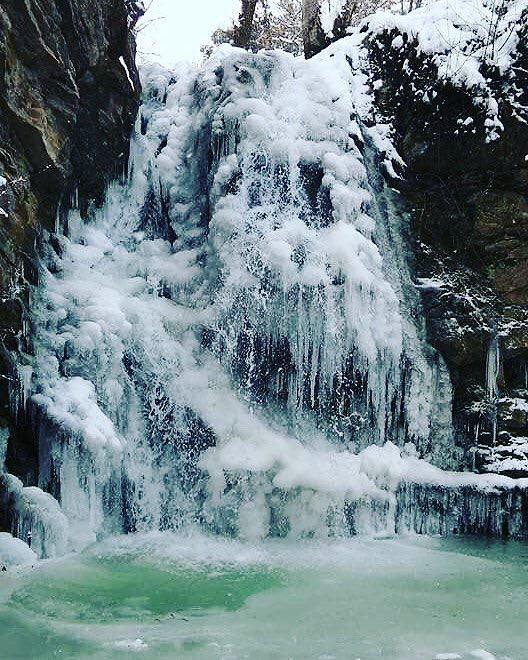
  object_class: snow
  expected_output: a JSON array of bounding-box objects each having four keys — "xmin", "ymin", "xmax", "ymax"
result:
[
  {"xmin": 362, "ymin": 0, "xmax": 528, "ymax": 141},
  {"xmin": 0, "ymin": 532, "xmax": 37, "ymax": 567},
  {"xmin": 33, "ymin": 377, "xmax": 122, "ymax": 455},
  {"xmin": 415, "ymin": 277, "xmax": 445, "ymax": 290},
  {"xmin": 321, "ymin": 0, "xmax": 348, "ymax": 36},
  {"xmin": 486, "ymin": 455, "xmax": 528, "ymax": 474},
  {"xmin": 501, "ymin": 397, "xmax": 528, "ymax": 413}
]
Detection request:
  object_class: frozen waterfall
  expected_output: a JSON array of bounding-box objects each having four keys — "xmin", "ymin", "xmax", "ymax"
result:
[{"xmin": 4, "ymin": 44, "xmax": 527, "ymax": 555}]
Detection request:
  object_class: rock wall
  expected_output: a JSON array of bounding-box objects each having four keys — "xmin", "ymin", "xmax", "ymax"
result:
[
  {"xmin": 367, "ymin": 12, "xmax": 528, "ymax": 475},
  {"xmin": 0, "ymin": 0, "xmax": 140, "ymax": 476}
]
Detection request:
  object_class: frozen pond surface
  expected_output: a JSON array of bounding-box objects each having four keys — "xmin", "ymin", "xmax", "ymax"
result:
[{"xmin": 0, "ymin": 532, "xmax": 527, "ymax": 659}]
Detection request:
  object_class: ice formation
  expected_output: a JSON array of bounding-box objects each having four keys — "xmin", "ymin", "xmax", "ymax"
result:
[
  {"xmin": 0, "ymin": 532, "xmax": 36, "ymax": 567},
  {"xmin": 3, "ymin": 0, "xmax": 528, "ymax": 555}
]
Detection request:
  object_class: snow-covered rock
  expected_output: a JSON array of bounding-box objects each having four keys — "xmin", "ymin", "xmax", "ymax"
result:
[{"xmin": 0, "ymin": 532, "xmax": 37, "ymax": 567}]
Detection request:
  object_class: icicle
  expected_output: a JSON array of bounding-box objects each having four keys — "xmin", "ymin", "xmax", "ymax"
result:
[
  {"xmin": 485, "ymin": 334, "xmax": 501, "ymax": 453},
  {"xmin": 18, "ymin": 365, "xmax": 33, "ymax": 416},
  {"xmin": 486, "ymin": 334, "xmax": 500, "ymax": 401},
  {"xmin": 54, "ymin": 204, "xmax": 61, "ymax": 234}
]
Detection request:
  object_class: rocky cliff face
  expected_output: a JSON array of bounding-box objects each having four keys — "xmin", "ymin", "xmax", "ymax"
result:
[
  {"xmin": 367, "ymin": 6, "xmax": 528, "ymax": 475},
  {"xmin": 0, "ymin": 0, "xmax": 140, "ymax": 473}
]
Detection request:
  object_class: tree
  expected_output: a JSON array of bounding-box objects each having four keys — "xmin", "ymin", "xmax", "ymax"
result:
[
  {"xmin": 302, "ymin": 0, "xmax": 328, "ymax": 58},
  {"xmin": 203, "ymin": 0, "xmax": 304, "ymax": 58},
  {"xmin": 259, "ymin": 0, "xmax": 303, "ymax": 55},
  {"xmin": 303, "ymin": 0, "xmax": 398, "ymax": 57},
  {"xmin": 233, "ymin": 0, "xmax": 260, "ymax": 49},
  {"xmin": 205, "ymin": 0, "xmax": 397, "ymax": 60}
]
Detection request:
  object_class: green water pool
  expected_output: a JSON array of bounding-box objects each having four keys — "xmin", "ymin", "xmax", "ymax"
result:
[{"xmin": 0, "ymin": 533, "xmax": 526, "ymax": 659}]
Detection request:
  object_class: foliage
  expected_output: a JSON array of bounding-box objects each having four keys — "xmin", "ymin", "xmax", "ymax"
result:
[{"xmin": 202, "ymin": 0, "xmax": 304, "ymax": 57}]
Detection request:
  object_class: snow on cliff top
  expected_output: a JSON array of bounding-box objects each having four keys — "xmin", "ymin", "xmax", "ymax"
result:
[
  {"xmin": 361, "ymin": 0, "xmax": 528, "ymax": 139},
  {"xmin": 364, "ymin": 0, "xmax": 527, "ymax": 74}
]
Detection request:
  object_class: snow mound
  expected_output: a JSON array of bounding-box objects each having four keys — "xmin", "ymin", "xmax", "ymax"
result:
[{"xmin": 0, "ymin": 532, "xmax": 37, "ymax": 567}]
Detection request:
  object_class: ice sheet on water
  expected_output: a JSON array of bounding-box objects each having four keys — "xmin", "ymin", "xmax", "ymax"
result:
[{"xmin": 113, "ymin": 639, "xmax": 148, "ymax": 652}]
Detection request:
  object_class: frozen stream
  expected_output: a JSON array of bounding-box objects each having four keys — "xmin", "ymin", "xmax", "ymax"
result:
[{"xmin": 1, "ymin": 532, "xmax": 527, "ymax": 659}]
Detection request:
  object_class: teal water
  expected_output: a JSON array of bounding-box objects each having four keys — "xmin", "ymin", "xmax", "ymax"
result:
[{"xmin": 0, "ymin": 533, "xmax": 526, "ymax": 659}]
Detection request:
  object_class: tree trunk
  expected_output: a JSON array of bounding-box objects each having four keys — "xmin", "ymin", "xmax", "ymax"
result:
[
  {"xmin": 331, "ymin": 1, "xmax": 358, "ymax": 41},
  {"xmin": 302, "ymin": 0, "xmax": 328, "ymax": 58},
  {"xmin": 233, "ymin": 0, "xmax": 259, "ymax": 49}
]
